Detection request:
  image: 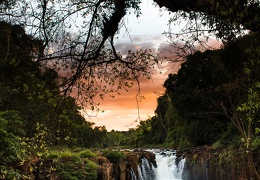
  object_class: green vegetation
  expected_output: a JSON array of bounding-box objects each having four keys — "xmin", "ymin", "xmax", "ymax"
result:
[
  {"xmin": 41, "ymin": 149, "xmax": 97, "ymax": 180},
  {"xmin": 125, "ymin": 33, "xmax": 260, "ymax": 151},
  {"xmin": 102, "ymin": 150, "xmax": 125, "ymax": 163},
  {"xmin": 0, "ymin": 21, "xmax": 106, "ymax": 178},
  {"xmin": 0, "ymin": 111, "xmax": 27, "ymax": 179},
  {"xmin": 78, "ymin": 149, "xmax": 97, "ymax": 158}
]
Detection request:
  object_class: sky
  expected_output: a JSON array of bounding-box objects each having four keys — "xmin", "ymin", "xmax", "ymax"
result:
[
  {"xmin": 87, "ymin": 0, "xmax": 180, "ymax": 131},
  {"xmin": 82, "ymin": 0, "xmax": 223, "ymax": 131}
]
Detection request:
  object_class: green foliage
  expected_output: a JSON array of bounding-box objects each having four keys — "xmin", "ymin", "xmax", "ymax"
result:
[
  {"xmin": 212, "ymin": 141, "xmax": 224, "ymax": 150},
  {"xmin": 0, "ymin": 167, "xmax": 22, "ymax": 180},
  {"xmin": 119, "ymin": 129, "xmax": 141, "ymax": 147},
  {"xmin": 251, "ymin": 137, "xmax": 260, "ymax": 151},
  {"xmin": 0, "ymin": 21, "xmax": 111, "ymax": 178},
  {"xmin": 0, "ymin": 111, "xmax": 25, "ymax": 164},
  {"xmin": 162, "ymin": 32, "xmax": 260, "ymax": 147},
  {"xmin": 106, "ymin": 130, "xmax": 125, "ymax": 147},
  {"xmin": 42, "ymin": 150, "xmax": 59, "ymax": 159},
  {"xmin": 130, "ymin": 32, "xmax": 260, "ymax": 150},
  {"xmin": 39, "ymin": 149, "xmax": 97, "ymax": 180},
  {"xmin": 85, "ymin": 159, "xmax": 98, "ymax": 179},
  {"xmin": 0, "ymin": 111, "xmax": 28, "ymax": 179},
  {"xmin": 78, "ymin": 149, "xmax": 97, "ymax": 158},
  {"xmin": 102, "ymin": 150, "xmax": 125, "ymax": 163},
  {"xmin": 58, "ymin": 151, "xmax": 81, "ymax": 161},
  {"xmin": 54, "ymin": 150, "xmax": 97, "ymax": 180},
  {"xmin": 236, "ymin": 81, "xmax": 260, "ymax": 150},
  {"xmin": 25, "ymin": 122, "xmax": 49, "ymax": 153},
  {"xmin": 0, "ymin": 21, "xmax": 110, "ymax": 150},
  {"xmin": 55, "ymin": 158, "xmax": 96, "ymax": 180}
]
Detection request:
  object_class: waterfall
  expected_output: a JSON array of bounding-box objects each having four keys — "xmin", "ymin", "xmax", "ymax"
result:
[
  {"xmin": 136, "ymin": 149, "xmax": 186, "ymax": 180},
  {"xmin": 153, "ymin": 150, "xmax": 186, "ymax": 180},
  {"xmin": 138, "ymin": 157, "xmax": 156, "ymax": 180},
  {"xmin": 130, "ymin": 167, "xmax": 137, "ymax": 180}
]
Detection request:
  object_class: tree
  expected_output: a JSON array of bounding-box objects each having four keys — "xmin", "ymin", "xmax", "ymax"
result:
[
  {"xmin": 2, "ymin": 0, "xmax": 258, "ymax": 109},
  {"xmin": 106, "ymin": 130, "xmax": 125, "ymax": 147},
  {"xmin": 0, "ymin": 21, "xmax": 109, "ymax": 150},
  {"xmin": 164, "ymin": 32, "xmax": 260, "ymax": 178},
  {"xmin": 158, "ymin": 0, "xmax": 259, "ymax": 61},
  {"xmin": 155, "ymin": 0, "xmax": 259, "ymax": 34},
  {"xmin": 163, "ymin": 50, "xmax": 231, "ymax": 145},
  {"xmin": 236, "ymin": 82, "xmax": 260, "ymax": 178},
  {"xmin": 0, "ymin": 0, "xmax": 159, "ymax": 111},
  {"xmin": 0, "ymin": 111, "xmax": 30, "ymax": 179}
]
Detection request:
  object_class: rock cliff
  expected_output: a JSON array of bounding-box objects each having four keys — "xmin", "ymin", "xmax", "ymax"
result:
[
  {"xmin": 97, "ymin": 149, "xmax": 156, "ymax": 180},
  {"xmin": 181, "ymin": 146, "xmax": 260, "ymax": 180}
]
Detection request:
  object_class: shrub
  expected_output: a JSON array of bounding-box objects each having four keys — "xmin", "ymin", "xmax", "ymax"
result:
[
  {"xmin": 102, "ymin": 150, "xmax": 125, "ymax": 163},
  {"xmin": 85, "ymin": 159, "xmax": 97, "ymax": 179},
  {"xmin": 55, "ymin": 160, "xmax": 84, "ymax": 180},
  {"xmin": 54, "ymin": 156, "xmax": 97, "ymax": 180},
  {"xmin": 40, "ymin": 150, "xmax": 59, "ymax": 159},
  {"xmin": 59, "ymin": 151, "xmax": 80, "ymax": 162},
  {"xmin": 39, "ymin": 149, "xmax": 97, "ymax": 180},
  {"xmin": 78, "ymin": 149, "xmax": 97, "ymax": 158},
  {"xmin": 251, "ymin": 137, "xmax": 260, "ymax": 151},
  {"xmin": 0, "ymin": 111, "xmax": 26, "ymax": 165},
  {"xmin": 0, "ymin": 167, "xmax": 22, "ymax": 180},
  {"xmin": 212, "ymin": 140, "xmax": 224, "ymax": 149}
]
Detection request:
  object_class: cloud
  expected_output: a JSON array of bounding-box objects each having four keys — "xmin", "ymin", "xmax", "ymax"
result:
[
  {"xmin": 87, "ymin": 68, "xmax": 167, "ymax": 131},
  {"xmin": 85, "ymin": 38, "xmax": 184, "ymax": 131},
  {"xmin": 115, "ymin": 34, "xmax": 159, "ymax": 55},
  {"xmin": 90, "ymin": 107, "xmax": 154, "ymax": 131},
  {"xmin": 90, "ymin": 33, "xmax": 220, "ymax": 131}
]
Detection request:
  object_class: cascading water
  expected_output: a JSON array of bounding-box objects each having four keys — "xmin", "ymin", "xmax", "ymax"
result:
[
  {"xmin": 138, "ymin": 157, "xmax": 156, "ymax": 180},
  {"xmin": 130, "ymin": 167, "xmax": 137, "ymax": 180},
  {"xmin": 136, "ymin": 149, "xmax": 186, "ymax": 180},
  {"xmin": 153, "ymin": 150, "xmax": 186, "ymax": 180}
]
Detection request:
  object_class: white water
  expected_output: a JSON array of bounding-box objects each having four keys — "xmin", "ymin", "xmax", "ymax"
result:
[
  {"xmin": 138, "ymin": 157, "xmax": 156, "ymax": 179},
  {"xmin": 136, "ymin": 149, "xmax": 186, "ymax": 180},
  {"xmin": 130, "ymin": 167, "xmax": 137, "ymax": 180},
  {"xmin": 153, "ymin": 150, "xmax": 186, "ymax": 180}
]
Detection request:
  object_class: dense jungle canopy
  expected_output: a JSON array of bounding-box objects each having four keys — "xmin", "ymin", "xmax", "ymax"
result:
[{"xmin": 0, "ymin": 0, "xmax": 260, "ymax": 179}]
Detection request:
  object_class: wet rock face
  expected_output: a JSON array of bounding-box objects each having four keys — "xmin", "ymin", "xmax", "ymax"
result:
[
  {"xmin": 96, "ymin": 156, "xmax": 113, "ymax": 180},
  {"xmin": 181, "ymin": 146, "xmax": 260, "ymax": 180},
  {"xmin": 8, "ymin": 150, "xmax": 154, "ymax": 180},
  {"xmin": 142, "ymin": 151, "xmax": 156, "ymax": 166},
  {"xmin": 129, "ymin": 150, "xmax": 156, "ymax": 177},
  {"xmin": 97, "ymin": 150, "xmax": 156, "ymax": 180},
  {"xmin": 126, "ymin": 153, "xmax": 139, "ymax": 177}
]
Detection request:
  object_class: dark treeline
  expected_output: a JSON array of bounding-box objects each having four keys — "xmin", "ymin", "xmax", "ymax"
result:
[
  {"xmin": 131, "ymin": 32, "xmax": 260, "ymax": 149},
  {"xmin": 103, "ymin": 32, "xmax": 260, "ymax": 153},
  {"xmin": 0, "ymin": 21, "xmax": 107, "ymax": 164}
]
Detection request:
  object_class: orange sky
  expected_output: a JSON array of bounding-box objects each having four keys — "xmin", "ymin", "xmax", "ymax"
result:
[
  {"xmin": 85, "ymin": 36, "xmax": 221, "ymax": 131},
  {"xmin": 89, "ymin": 63, "xmax": 175, "ymax": 131},
  {"xmin": 85, "ymin": 36, "xmax": 182, "ymax": 131},
  {"xmin": 81, "ymin": 0, "xmax": 222, "ymax": 131}
]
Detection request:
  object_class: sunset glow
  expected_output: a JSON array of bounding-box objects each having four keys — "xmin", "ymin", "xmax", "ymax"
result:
[
  {"xmin": 82, "ymin": 0, "xmax": 222, "ymax": 131},
  {"xmin": 89, "ymin": 70, "xmax": 167, "ymax": 131}
]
